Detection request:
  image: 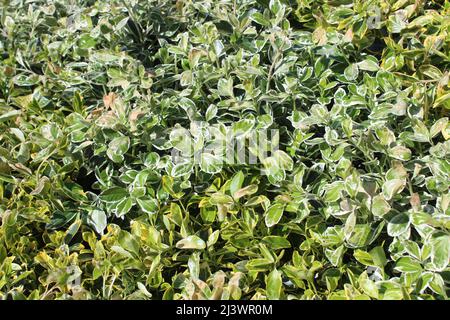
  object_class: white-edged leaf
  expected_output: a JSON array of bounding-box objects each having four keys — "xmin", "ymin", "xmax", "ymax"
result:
[
  {"xmin": 176, "ymin": 235, "xmax": 206, "ymax": 250},
  {"xmin": 265, "ymin": 203, "xmax": 284, "ymax": 227}
]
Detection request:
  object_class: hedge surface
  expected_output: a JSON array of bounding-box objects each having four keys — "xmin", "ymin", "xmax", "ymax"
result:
[{"xmin": 0, "ymin": 0, "xmax": 449, "ymax": 300}]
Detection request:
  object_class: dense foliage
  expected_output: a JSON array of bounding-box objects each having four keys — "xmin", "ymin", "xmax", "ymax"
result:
[{"xmin": 0, "ymin": 0, "xmax": 449, "ymax": 300}]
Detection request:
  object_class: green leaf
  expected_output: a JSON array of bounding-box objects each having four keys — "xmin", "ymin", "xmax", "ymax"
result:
[
  {"xmin": 0, "ymin": 110, "xmax": 21, "ymax": 123},
  {"xmin": 107, "ymin": 136, "xmax": 130, "ymax": 163},
  {"xmin": 395, "ymin": 257, "xmax": 422, "ymax": 273},
  {"xmin": 213, "ymin": 40, "xmax": 224, "ymax": 57},
  {"xmin": 387, "ymin": 213, "xmax": 410, "ymax": 237},
  {"xmin": 358, "ymin": 58, "xmax": 379, "ymax": 71},
  {"xmin": 388, "ymin": 145, "xmax": 411, "ymax": 161},
  {"xmin": 382, "ymin": 179, "xmax": 406, "ymax": 200},
  {"xmin": 429, "ymin": 273, "xmax": 447, "ymax": 297},
  {"xmin": 272, "ymin": 150, "xmax": 293, "ymax": 171},
  {"xmin": 171, "ymin": 161, "xmax": 194, "ymax": 177},
  {"xmin": 323, "ymin": 182, "xmax": 343, "ymax": 203},
  {"xmin": 170, "ymin": 127, "xmax": 193, "ymax": 156},
  {"xmin": 100, "ymin": 187, "xmax": 128, "ymax": 203},
  {"xmin": 325, "ymin": 246, "xmax": 346, "ymax": 267},
  {"xmin": 387, "ymin": 11, "xmax": 407, "ymax": 33},
  {"xmin": 200, "ymin": 153, "xmax": 223, "ymax": 174},
  {"xmin": 265, "ymin": 203, "xmax": 284, "ymax": 227},
  {"xmin": 354, "ymin": 250, "xmax": 374, "ymax": 266},
  {"xmin": 344, "ymin": 64, "xmax": 359, "ymax": 81},
  {"xmin": 262, "ymin": 236, "xmax": 291, "ymax": 249},
  {"xmin": 346, "ymin": 224, "xmax": 371, "ymax": 248},
  {"xmin": 88, "ymin": 210, "xmax": 107, "ymax": 234},
  {"xmin": 429, "ymin": 234, "xmax": 450, "ymax": 271},
  {"xmin": 217, "ymin": 78, "xmax": 234, "ymax": 97},
  {"xmin": 64, "ymin": 219, "xmax": 82, "ymax": 244},
  {"xmin": 230, "ymin": 171, "xmax": 245, "ymax": 197},
  {"xmin": 412, "ymin": 119, "xmax": 430, "ymax": 142},
  {"xmin": 233, "ymin": 184, "xmax": 258, "ymax": 200},
  {"xmin": 269, "ymin": 0, "xmax": 282, "ymax": 15},
  {"xmin": 205, "ymin": 104, "xmax": 218, "ymax": 121},
  {"xmin": 359, "ymin": 274, "xmax": 379, "ymax": 299},
  {"xmin": 118, "ymin": 230, "xmax": 140, "ymax": 256},
  {"xmin": 370, "ymin": 246, "xmax": 388, "ymax": 268},
  {"xmin": 250, "ymin": 12, "xmax": 270, "ymax": 27},
  {"xmin": 263, "ymin": 157, "xmax": 285, "ymax": 184},
  {"xmin": 372, "ymin": 195, "xmax": 391, "ymax": 217},
  {"xmin": 430, "ymin": 118, "xmax": 448, "ymax": 138},
  {"xmin": 115, "ymin": 197, "xmax": 133, "ymax": 217},
  {"xmin": 136, "ymin": 198, "xmax": 159, "ymax": 215},
  {"xmin": 176, "ymin": 235, "xmax": 206, "ymax": 250},
  {"xmin": 266, "ymin": 269, "xmax": 282, "ymax": 300},
  {"xmin": 232, "ymin": 119, "xmax": 254, "ymax": 138},
  {"xmin": 433, "ymin": 93, "xmax": 450, "ymax": 109}
]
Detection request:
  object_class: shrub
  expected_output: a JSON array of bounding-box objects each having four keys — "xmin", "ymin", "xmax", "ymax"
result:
[{"xmin": 0, "ymin": 0, "xmax": 449, "ymax": 300}]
